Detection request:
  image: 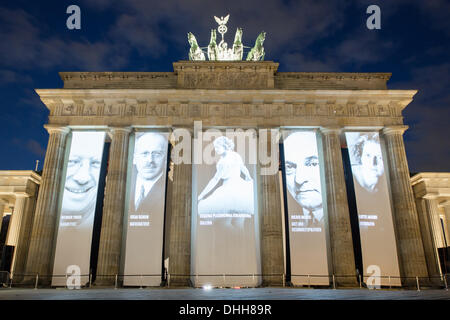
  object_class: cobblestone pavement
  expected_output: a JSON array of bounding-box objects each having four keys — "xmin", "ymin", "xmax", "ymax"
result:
[{"xmin": 0, "ymin": 288, "xmax": 449, "ymax": 300}]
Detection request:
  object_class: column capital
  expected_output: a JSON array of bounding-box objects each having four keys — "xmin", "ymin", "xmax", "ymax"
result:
[
  {"xmin": 107, "ymin": 127, "xmax": 132, "ymax": 139},
  {"xmin": 319, "ymin": 126, "xmax": 342, "ymax": 135},
  {"xmin": 14, "ymin": 193, "xmax": 29, "ymax": 199},
  {"xmin": 438, "ymin": 200, "xmax": 450, "ymax": 208},
  {"xmin": 423, "ymin": 193, "xmax": 440, "ymax": 200},
  {"xmin": 382, "ymin": 125, "xmax": 409, "ymax": 136},
  {"xmin": 44, "ymin": 124, "xmax": 70, "ymax": 135},
  {"xmin": 109, "ymin": 126, "xmax": 132, "ymax": 134}
]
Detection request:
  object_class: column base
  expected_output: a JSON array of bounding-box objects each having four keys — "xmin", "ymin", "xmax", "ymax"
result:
[
  {"xmin": 335, "ymin": 276, "xmax": 358, "ymax": 287},
  {"xmin": 20, "ymin": 275, "xmax": 52, "ymax": 287},
  {"xmin": 261, "ymin": 275, "xmax": 284, "ymax": 287},
  {"xmin": 94, "ymin": 275, "xmax": 117, "ymax": 287},
  {"xmin": 168, "ymin": 276, "xmax": 192, "ymax": 287}
]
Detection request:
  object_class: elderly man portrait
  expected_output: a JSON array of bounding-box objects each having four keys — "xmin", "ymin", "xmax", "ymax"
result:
[
  {"xmin": 130, "ymin": 132, "xmax": 168, "ymax": 213},
  {"xmin": 283, "ymin": 131, "xmax": 324, "ymax": 230}
]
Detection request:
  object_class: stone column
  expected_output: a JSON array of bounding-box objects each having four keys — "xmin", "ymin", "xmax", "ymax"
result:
[
  {"xmin": 441, "ymin": 201, "xmax": 450, "ymax": 247},
  {"xmin": 168, "ymin": 133, "xmax": 192, "ymax": 286},
  {"xmin": 5, "ymin": 194, "xmax": 28, "ymax": 275},
  {"xmin": 423, "ymin": 196, "xmax": 446, "ymax": 276},
  {"xmin": 415, "ymin": 198, "xmax": 441, "ymax": 279},
  {"xmin": 24, "ymin": 125, "xmax": 70, "ymax": 284},
  {"xmin": 0, "ymin": 200, "xmax": 6, "ymax": 233},
  {"xmin": 424, "ymin": 197, "xmax": 446, "ymax": 249},
  {"xmin": 96, "ymin": 127, "xmax": 131, "ymax": 286},
  {"xmin": 320, "ymin": 127, "xmax": 357, "ymax": 286},
  {"xmin": 382, "ymin": 126, "xmax": 428, "ymax": 285},
  {"xmin": 260, "ymin": 129, "xmax": 284, "ymax": 286}
]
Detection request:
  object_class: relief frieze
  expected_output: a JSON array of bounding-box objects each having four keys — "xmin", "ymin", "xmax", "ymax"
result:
[{"xmin": 182, "ymin": 72, "xmax": 268, "ymax": 89}]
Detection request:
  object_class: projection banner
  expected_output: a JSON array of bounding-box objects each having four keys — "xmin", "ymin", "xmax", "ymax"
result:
[
  {"xmin": 192, "ymin": 131, "xmax": 261, "ymax": 287},
  {"xmin": 345, "ymin": 132, "xmax": 401, "ymax": 286},
  {"xmin": 123, "ymin": 132, "xmax": 169, "ymax": 286},
  {"xmin": 282, "ymin": 131, "xmax": 329, "ymax": 286},
  {"xmin": 52, "ymin": 131, "xmax": 106, "ymax": 286}
]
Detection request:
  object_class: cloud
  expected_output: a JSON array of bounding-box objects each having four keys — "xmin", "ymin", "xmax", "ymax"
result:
[
  {"xmin": 82, "ymin": 0, "xmax": 349, "ymax": 61},
  {"xmin": 26, "ymin": 139, "xmax": 46, "ymax": 157},
  {"xmin": 0, "ymin": 7, "xmax": 127, "ymax": 71},
  {"xmin": 11, "ymin": 138, "xmax": 46, "ymax": 158},
  {"xmin": 392, "ymin": 63, "xmax": 450, "ymax": 172},
  {"xmin": 0, "ymin": 69, "xmax": 33, "ymax": 85}
]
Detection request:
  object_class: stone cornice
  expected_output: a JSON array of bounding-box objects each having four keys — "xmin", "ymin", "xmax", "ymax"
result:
[
  {"xmin": 36, "ymin": 89, "xmax": 416, "ymax": 104},
  {"xmin": 275, "ymin": 72, "xmax": 391, "ymax": 81},
  {"xmin": 0, "ymin": 171, "xmax": 41, "ymax": 184},
  {"xmin": 59, "ymin": 72, "xmax": 174, "ymax": 81},
  {"xmin": 35, "ymin": 89, "xmax": 416, "ymax": 128},
  {"xmin": 58, "ymin": 62, "xmax": 392, "ymax": 90},
  {"xmin": 173, "ymin": 60, "xmax": 280, "ymax": 72},
  {"xmin": 411, "ymin": 172, "xmax": 450, "ymax": 199}
]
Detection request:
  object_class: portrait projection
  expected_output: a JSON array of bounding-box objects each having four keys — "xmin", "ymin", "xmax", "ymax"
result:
[
  {"xmin": 123, "ymin": 132, "xmax": 169, "ymax": 286},
  {"xmin": 345, "ymin": 132, "xmax": 400, "ymax": 286},
  {"xmin": 192, "ymin": 132, "xmax": 261, "ymax": 287},
  {"xmin": 52, "ymin": 131, "xmax": 105, "ymax": 286},
  {"xmin": 282, "ymin": 131, "xmax": 329, "ymax": 286}
]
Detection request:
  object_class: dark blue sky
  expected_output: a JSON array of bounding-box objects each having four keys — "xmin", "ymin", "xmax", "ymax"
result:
[{"xmin": 0, "ymin": 0, "xmax": 448, "ymax": 172}]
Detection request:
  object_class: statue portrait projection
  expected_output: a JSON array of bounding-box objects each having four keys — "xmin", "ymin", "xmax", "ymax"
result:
[
  {"xmin": 192, "ymin": 132, "xmax": 261, "ymax": 287},
  {"xmin": 123, "ymin": 132, "xmax": 169, "ymax": 286},
  {"xmin": 197, "ymin": 136, "xmax": 254, "ymax": 224},
  {"xmin": 345, "ymin": 132, "xmax": 400, "ymax": 286},
  {"xmin": 282, "ymin": 131, "xmax": 329, "ymax": 285},
  {"xmin": 52, "ymin": 131, "xmax": 106, "ymax": 286}
]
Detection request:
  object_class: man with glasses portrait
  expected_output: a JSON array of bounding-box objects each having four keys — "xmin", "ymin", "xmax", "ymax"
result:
[{"xmin": 130, "ymin": 132, "xmax": 167, "ymax": 213}]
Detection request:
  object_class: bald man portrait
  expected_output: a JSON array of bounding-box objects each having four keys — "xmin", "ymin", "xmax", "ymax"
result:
[
  {"xmin": 129, "ymin": 132, "xmax": 168, "ymax": 214},
  {"xmin": 283, "ymin": 131, "xmax": 324, "ymax": 230}
]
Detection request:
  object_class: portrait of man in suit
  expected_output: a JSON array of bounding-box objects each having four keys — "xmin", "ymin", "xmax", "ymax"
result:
[
  {"xmin": 124, "ymin": 132, "xmax": 169, "ymax": 286},
  {"xmin": 130, "ymin": 132, "xmax": 168, "ymax": 213},
  {"xmin": 284, "ymin": 131, "xmax": 324, "ymax": 229}
]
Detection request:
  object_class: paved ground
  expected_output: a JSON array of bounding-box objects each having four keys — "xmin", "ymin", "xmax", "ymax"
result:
[{"xmin": 0, "ymin": 287, "xmax": 449, "ymax": 300}]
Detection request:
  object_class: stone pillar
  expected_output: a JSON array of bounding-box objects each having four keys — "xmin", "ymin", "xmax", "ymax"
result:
[
  {"xmin": 260, "ymin": 129, "xmax": 284, "ymax": 286},
  {"xmin": 96, "ymin": 127, "xmax": 131, "ymax": 286},
  {"xmin": 423, "ymin": 196, "xmax": 446, "ymax": 276},
  {"xmin": 424, "ymin": 197, "xmax": 446, "ymax": 249},
  {"xmin": 168, "ymin": 134, "xmax": 192, "ymax": 286},
  {"xmin": 382, "ymin": 126, "xmax": 428, "ymax": 285},
  {"xmin": 0, "ymin": 200, "xmax": 6, "ymax": 233},
  {"xmin": 24, "ymin": 125, "xmax": 70, "ymax": 284},
  {"xmin": 5, "ymin": 194, "xmax": 28, "ymax": 275},
  {"xmin": 415, "ymin": 198, "xmax": 441, "ymax": 279},
  {"xmin": 320, "ymin": 127, "xmax": 357, "ymax": 286},
  {"xmin": 441, "ymin": 201, "xmax": 450, "ymax": 247}
]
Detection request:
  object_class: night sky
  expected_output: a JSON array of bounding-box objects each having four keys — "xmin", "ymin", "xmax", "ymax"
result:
[{"xmin": 0, "ymin": 0, "xmax": 448, "ymax": 173}]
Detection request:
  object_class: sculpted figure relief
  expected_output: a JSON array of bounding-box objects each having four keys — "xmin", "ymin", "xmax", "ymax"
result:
[
  {"xmin": 246, "ymin": 32, "xmax": 266, "ymax": 61},
  {"xmin": 188, "ymin": 32, "xmax": 206, "ymax": 61},
  {"xmin": 207, "ymin": 29, "xmax": 218, "ymax": 61}
]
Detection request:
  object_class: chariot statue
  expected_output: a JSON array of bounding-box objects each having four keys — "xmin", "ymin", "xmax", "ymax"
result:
[{"xmin": 187, "ymin": 14, "xmax": 266, "ymax": 61}]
